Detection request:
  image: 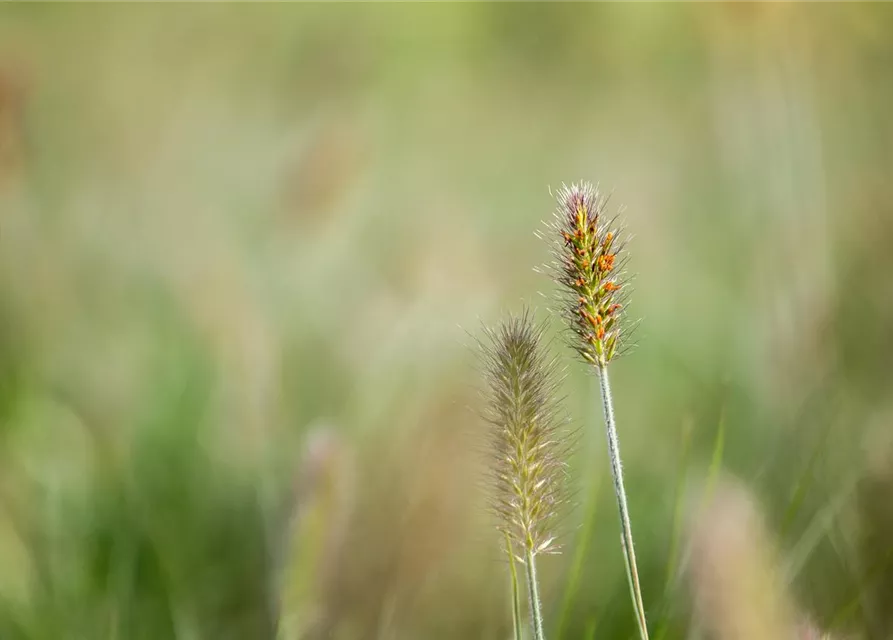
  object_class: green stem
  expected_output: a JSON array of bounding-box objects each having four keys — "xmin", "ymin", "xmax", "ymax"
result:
[
  {"xmin": 597, "ymin": 364, "xmax": 649, "ymax": 640},
  {"xmin": 525, "ymin": 549, "xmax": 546, "ymax": 640},
  {"xmin": 506, "ymin": 533, "xmax": 523, "ymax": 640}
]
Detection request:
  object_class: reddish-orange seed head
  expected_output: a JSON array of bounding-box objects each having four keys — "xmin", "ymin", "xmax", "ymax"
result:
[{"xmin": 547, "ymin": 182, "xmax": 634, "ymax": 365}]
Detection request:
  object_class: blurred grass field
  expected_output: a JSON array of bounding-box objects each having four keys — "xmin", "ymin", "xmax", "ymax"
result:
[{"xmin": 2, "ymin": 4, "xmax": 893, "ymax": 639}]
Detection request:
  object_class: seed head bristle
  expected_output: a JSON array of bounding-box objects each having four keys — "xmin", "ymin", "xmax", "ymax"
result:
[
  {"xmin": 479, "ymin": 308, "xmax": 571, "ymax": 557},
  {"xmin": 541, "ymin": 182, "xmax": 633, "ymax": 366}
]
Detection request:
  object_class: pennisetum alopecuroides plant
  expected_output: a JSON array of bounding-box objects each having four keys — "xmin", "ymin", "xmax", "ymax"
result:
[
  {"xmin": 539, "ymin": 182, "xmax": 649, "ymax": 640},
  {"xmin": 478, "ymin": 309, "xmax": 574, "ymax": 640}
]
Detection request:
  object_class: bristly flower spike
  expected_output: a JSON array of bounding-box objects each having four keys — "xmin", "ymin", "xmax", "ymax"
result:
[
  {"xmin": 540, "ymin": 182, "xmax": 650, "ymax": 640},
  {"xmin": 540, "ymin": 182, "xmax": 633, "ymax": 366},
  {"xmin": 479, "ymin": 308, "xmax": 573, "ymax": 640}
]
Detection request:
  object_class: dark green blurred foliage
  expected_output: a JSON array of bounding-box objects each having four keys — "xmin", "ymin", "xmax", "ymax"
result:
[{"xmin": 0, "ymin": 308, "xmax": 273, "ymax": 640}]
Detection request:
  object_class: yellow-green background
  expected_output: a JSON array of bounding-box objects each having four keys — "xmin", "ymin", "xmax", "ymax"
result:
[{"xmin": 1, "ymin": 4, "xmax": 893, "ymax": 639}]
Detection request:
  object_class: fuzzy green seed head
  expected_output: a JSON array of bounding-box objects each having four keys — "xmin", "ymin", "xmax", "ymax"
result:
[{"xmin": 479, "ymin": 309, "xmax": 572, "ymax": 557}]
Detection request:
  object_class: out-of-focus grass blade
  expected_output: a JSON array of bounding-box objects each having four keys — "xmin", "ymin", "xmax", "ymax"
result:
[
  {"xmin": 704, "ymin": 410, "xmax": 725, "ymax": 505},
  {"xmin": 506, "ymin": 532, "xmax": 523, "ymax": 640},
  {"xmin": 828, "ymin": 548, "xmax": 893, "ymax": 632},
  {"xmin": 554, "ymin": 471, "xmax": 602, "ymax": 640},
  {"xmin": 662, "ymin": 411, "xmax": 724, "ymax": 601},
  {"xmin": 783, "ymin": 475, "xmax": 859, "ymax": 584},
  {"xmin": 654, "ymin": 410, "xmax": 725, "ymax": 640},
  {"xmin": 583, "ymin": 614, "xmax": 598, "ymax": 640},
  {"xmin": 662, "ymin": 418, "xmax": 694, "ymax": 593},
  {"xmin": 652, "ymin": 418, "xmax": 694, "ymax": 640},
  {"xmin": 779, "ymin": 425, "xmax": 831, "ymax": 544}
]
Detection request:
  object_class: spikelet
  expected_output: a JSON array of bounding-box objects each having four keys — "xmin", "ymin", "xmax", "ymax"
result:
[
  {"xmin": 478, "ymin": 308, "xmax": 571, "ymax": 557},
  {"xmin": 539, "ymin": 182, "xmax": 633, "ymax": 366}
]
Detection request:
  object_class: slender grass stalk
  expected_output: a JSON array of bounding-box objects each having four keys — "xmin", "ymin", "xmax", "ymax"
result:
[
  {"xmin": 598, "ymin": 364, "xmax": 648, "ymax": 640},
  {"xmin": 478, "ymin": 309, "xmax": 575, "ymax": 640},
  {"xmin": 506, "ymin": 532, "xmax": 523, "ymax": 640},
  {"xmin": 541, "ymin": 182, "xmax": 649, "ymax": 639},
  {"xmin": 525, "ymin": 549, "xmax": 546, "ymax": 640}
]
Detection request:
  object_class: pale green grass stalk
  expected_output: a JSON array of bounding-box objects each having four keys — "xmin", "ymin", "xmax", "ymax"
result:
[
  {"xmin": 525, "ymin": 550, "xmax": 546, "ymax": 640},
  {"xmin": 506, "ymin": 532, "xmax": 523, "ymax": 640},
  {"xmin": 597, "ymin": 364, "xmax": 649, "ymax": 640}
]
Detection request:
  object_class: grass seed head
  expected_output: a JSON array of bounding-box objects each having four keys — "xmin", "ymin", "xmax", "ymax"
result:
[
  {"xmin": 542, "ymin": 182, "xmax": 633, "ymax": 366},
  {"xmin": 478, "ymin": 308, "xmax": 572, "ymax": 557}
]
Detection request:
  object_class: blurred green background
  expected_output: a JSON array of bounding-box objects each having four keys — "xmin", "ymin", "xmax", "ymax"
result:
[{"xmin": 2, "ymin": 4, "xmax": 893, "ymax": 639}]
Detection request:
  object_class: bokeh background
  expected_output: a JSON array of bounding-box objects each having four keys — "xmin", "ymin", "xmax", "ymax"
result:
[{"xmin": 2, "ymin": 4, "xmax": 893, "ymax": 639}]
